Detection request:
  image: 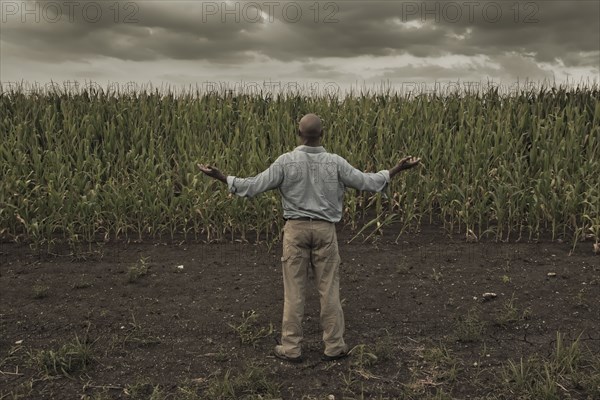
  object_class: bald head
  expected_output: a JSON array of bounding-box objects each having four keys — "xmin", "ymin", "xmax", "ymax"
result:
[{"xmin": 298, "ymin": 114, "xmax": 323, "ymax": 138}]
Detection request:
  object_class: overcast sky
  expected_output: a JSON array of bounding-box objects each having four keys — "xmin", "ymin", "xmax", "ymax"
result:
[{"xmin": 1, "ymin": 0, "xmax": 599, "ymax": 93}]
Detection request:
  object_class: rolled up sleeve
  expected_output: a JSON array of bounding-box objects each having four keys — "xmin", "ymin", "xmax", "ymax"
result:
[
  {"xmin": 227, "ymin": 159, "xmax": 284, "ymax": 198},
  {"xmin": 337, "ymin": 156, "xmax": 390, "ymax": 193}
]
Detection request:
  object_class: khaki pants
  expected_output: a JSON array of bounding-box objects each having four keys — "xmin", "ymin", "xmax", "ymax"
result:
[{"xmin": 279, "ymin": 219, "xmax": 347, "ymax": 357}]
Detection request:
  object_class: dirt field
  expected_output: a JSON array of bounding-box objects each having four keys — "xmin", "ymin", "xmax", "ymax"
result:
[{"xmin": 1, "ymin": 224, "xmax": 599, "ymax": 399}]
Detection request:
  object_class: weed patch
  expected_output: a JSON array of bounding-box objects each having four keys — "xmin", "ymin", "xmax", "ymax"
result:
[
  {"xmin": 27, "ymin": 333, "xmax": 96, "ymax": 377},
  {"xmin": 228, "ymin": 310, "xmax": 273, "ymax": 347}
]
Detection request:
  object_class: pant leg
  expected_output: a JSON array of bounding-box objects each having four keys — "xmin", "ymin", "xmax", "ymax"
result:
[
  {"xmin": 310, "ymin": 221, "xmax": 348, "ymax": 356},
  {"xmin": 280, "ymin": 220, "xmax": 311, "ymax": 357}
]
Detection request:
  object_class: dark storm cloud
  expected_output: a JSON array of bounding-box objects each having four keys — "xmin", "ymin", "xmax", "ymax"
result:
[
  {"xmin": 0, "ymin": 1, "xmax": 598, "ymax": 73},
  {"xmin": 269, "ymin": 0, "xmax": 600, "ymax": 67},
  {"xmin": 0, "ymin": 0, "xmax": 266, "ymax": 62}
]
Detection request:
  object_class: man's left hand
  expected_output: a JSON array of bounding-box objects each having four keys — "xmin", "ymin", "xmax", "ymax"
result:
[
  {"xmin": 397, "ymin": 156, "xmax": 421, "ymax": 170},
  {"xmin": 198, "ymin": 163, "xmax": 227, "ymax": 183}
]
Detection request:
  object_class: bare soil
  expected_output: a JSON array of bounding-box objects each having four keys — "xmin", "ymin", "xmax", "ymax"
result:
[{"xmin": 1, "ymin": 224, "xmax": 599, "ymax": 399}]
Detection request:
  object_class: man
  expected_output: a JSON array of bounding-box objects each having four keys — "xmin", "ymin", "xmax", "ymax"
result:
[{"xmin": 198, "ymin": 113, "xmax": 420, "ymax": 363}]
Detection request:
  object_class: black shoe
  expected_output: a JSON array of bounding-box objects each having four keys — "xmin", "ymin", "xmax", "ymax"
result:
[
  {"xmin": 321, "ymin": 351, "xmax": 349, "ymax": 362},
  {"xmin": 273, "ymin": 346, "xmax": 303, "ymax": 364}
]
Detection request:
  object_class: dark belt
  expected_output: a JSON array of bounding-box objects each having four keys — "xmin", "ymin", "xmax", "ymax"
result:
[{"xmin": 284, "ymin": 217, "xmax": 331, "ymax": 223}]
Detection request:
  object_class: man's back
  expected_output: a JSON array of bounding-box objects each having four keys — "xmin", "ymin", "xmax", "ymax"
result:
[{"xmin": 227, "ymin": 145, "xmax": 390, "ymax": 222}]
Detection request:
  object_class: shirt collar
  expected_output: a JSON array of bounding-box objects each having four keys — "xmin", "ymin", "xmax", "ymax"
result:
[{"xmin": 295, "ymin": 145, "xmax": 326, "ymax": 153}]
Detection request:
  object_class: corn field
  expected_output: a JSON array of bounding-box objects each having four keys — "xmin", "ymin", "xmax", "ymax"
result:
[{"xmin": 1, "ymin": 84, "xmax": 599, "ymax": 250}]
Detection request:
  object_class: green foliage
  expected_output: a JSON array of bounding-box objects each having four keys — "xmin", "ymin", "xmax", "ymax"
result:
[{"xmin": 1, "ymin": 84, "xmax": 599, "ymax": 247}]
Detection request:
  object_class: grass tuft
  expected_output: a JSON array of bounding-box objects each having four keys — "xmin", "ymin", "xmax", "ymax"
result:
[
  {"xmin": 501, "ymin": 332, "xmax": 592, "ymax": 399},
  {"xmin": 453, "ymin": 306, "xmax": 485, "ymax": 342},
  {"xmin": 27, "ymin": 333, "xmax": 96, "ymax": 377},
  {"xmin": 32, "ymin": 284, "xmax": 49, "ymax": 299},
  {"xmin": 203, "ymin": 364, "xmax": 280, "ymax": 400},
  {"xmin": 228, "ymin": 310, "xmax": 273, "ymax": 347},
  {"xmin": 127, "ymin": 256, "xmax": 150, "ymax": 283}
]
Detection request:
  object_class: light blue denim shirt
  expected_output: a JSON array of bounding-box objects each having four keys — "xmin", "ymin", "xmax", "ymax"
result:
[{"xmin": 226, "ymin": 145, "xmax": 390, "ymax": 223}]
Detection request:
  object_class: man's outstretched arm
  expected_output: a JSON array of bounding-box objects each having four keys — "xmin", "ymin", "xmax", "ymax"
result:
[
  {"xmin": 198, "ymin": 161, "xmax": 284, "ymax": 198},
  {"xmin": 337, "ymin": 155, "xmax": 421, "ymax": 192}
]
